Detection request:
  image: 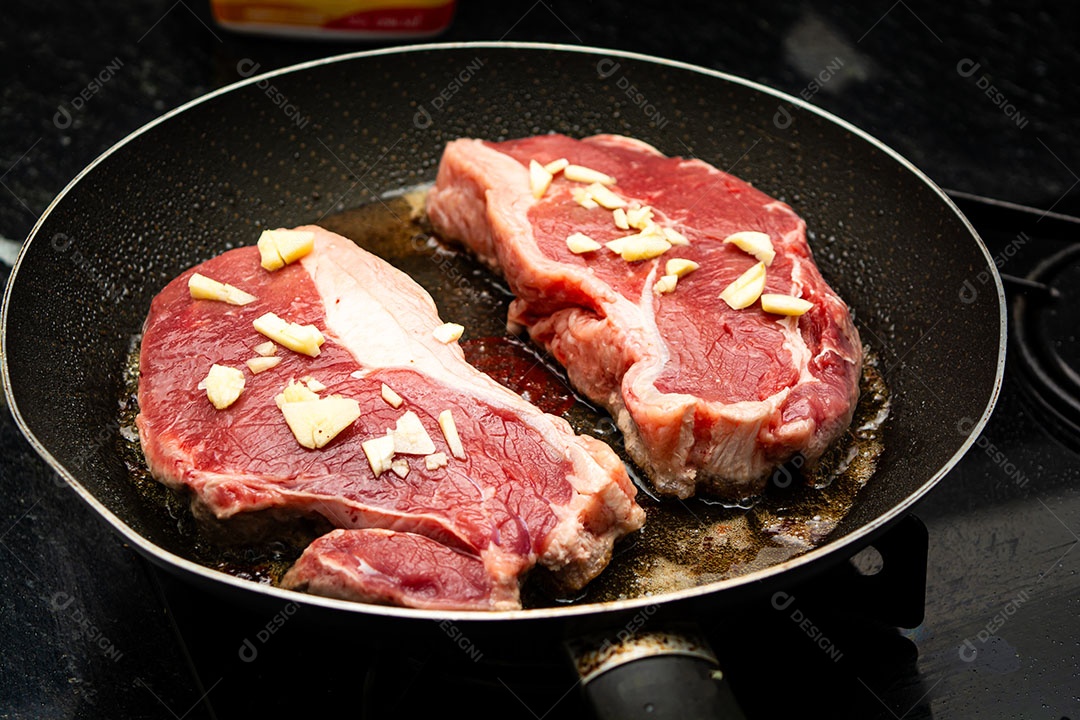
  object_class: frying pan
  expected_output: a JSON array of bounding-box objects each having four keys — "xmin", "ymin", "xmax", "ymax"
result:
[{"xmin": 1, "ymin": 42, "xmax": 1004, "ymax": 717}]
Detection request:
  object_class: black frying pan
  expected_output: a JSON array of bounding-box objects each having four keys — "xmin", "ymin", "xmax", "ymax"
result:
[{"xmin": 0, "ymin": 43, "xmax": 1004, "ymax": 717}]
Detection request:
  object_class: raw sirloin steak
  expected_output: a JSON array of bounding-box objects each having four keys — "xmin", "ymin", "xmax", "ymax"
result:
[
  {"xmin": 136, "ymin": 226, "xmax": 644, "ymax": 611},
  {"xmin": 427, "ymin": 134, "xmax": 863, "ymax": 500}
]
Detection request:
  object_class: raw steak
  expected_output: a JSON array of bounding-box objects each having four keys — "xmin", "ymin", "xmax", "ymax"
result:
[
  {"xmin": 426, "ymin": 134, "xmax": 863, "ymax": 500},
  {"xmin": 136, "ymin": 226, "xmax": 644, "ymax": 611}
]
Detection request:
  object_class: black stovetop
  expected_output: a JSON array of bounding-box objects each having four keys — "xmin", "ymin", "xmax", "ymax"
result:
[{"xmin": 2, "ymin": 2, "xmax": 1079, "ymax": 718}]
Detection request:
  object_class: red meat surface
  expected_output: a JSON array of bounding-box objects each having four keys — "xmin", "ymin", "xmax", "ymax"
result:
[
  {"xmin": 427, "ymin": 134, "xmax": 863, "ymax": 500},
  {"xmin": 136, "ymin": 226, "xmax": 644, "ymax": 610}
]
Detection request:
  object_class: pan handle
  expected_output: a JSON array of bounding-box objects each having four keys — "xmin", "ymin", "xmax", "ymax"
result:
[{"xmin": 566, "ymin": 625, "xmax": 747, "ymax": 720}]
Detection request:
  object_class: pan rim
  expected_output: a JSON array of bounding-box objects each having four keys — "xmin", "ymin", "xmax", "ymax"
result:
[{"xmin": 1, "ymin": 40, "xmax": 1007, "ymax": 623}]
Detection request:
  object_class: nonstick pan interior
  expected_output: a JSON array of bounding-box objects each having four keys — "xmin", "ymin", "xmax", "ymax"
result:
[{"xmin": 1, "ymin": 43, "xmax": 1005, "ymax": 622}]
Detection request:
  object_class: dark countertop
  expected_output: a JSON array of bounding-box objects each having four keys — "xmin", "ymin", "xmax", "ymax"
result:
[{"xmin": 2, "ymin": 2, "xmax": 1079, "ymax": 718}]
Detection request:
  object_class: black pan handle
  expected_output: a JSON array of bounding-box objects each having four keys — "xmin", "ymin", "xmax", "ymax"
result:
[{"xmin": 566, "ymin": 625, "xmax": 747, "ymax": 720}]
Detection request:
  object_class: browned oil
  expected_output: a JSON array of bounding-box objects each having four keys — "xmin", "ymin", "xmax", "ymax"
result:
[
  {"xmin": 118, "ymin": 346, "xmax": 305, "ymax": 585},
  {"xmin": 118, "ymin": 188, "xmax": 889, "ymax": 607}
]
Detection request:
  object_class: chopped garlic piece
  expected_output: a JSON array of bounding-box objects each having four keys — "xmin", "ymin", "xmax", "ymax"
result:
[
  {"xmin": 584, "ymin": 182, "xmax": 625, "ymax": 210},
  {"xmin": 280, "ymin": 396, "xmax": 360, "ymax": 449},
  {"xmin": 362, "ymin": 434, "xmax": 396, "ymax": 476},
  {"xmin": 612, "ymin": 207, "xmax": 630, "ymax": 230},
  {"xmin": 402, "ymin": 188, "xmax": 429, "ymax": 220},
  {"xmin": 606, "ymin": 234, "xmax": 672, "ymax": 262},
  {"xmin": 662, "ymin": 227, "xmax": 690, "ymax": 246},
  {"xmin": 391, "ymin": 459, "xmax": 410, "ymax": 478},
  {"xmin": 188, "ymin": 273, "xmax": 256, "ymax": 306},
  {"xmin": 246, "ymin": 356, "xmax": 282, "ymax": 374},
  {"xmin": 665, "ymin": 258, "xmax": 700, "ymax": 278},
  {"xmin": 438, "ymin": 410, "xmax": 466, "ymax": 460},
  {"xmin": 203, "ymin": 364, "xmax": 245, "ymax": 410},
  {"xmin": 393, "ymin": 411, "xmax": 437, "ymax": 455},
  {"xmin": 724, "ymin": 231, "xmax": 776, "ymax": 266},
  {"xmin": 529, "ymin": 159, "xmax": 554, "ymax": 199},
  {"xmin": 253, "ymin": 341, "xmax": 277, "ymax": 357},
  {"xmin": 720, "ymin": 262, "xmax": 767, "ymax": 310},
  {"xmin": 303, "ymin": 377, "xmax": 327, "ymax": 393},
  {"xmin": 275, "ymin": 378, "xmax": 319, "ymax": 409},
  {"xmin": 625, "ymin": 205, "xmax": 654, "ymax": 229},
  {"xmin": 258, "ymin": 229, "xmax": 315, "ymax": 271},
  {"xmin": 653, "ymin": 274, "xmax": 678, "ymax": 295},
  {"xmin": 567, "ymin": 232, "xmax": 602, "ymax": 254},
  {"xmin": 253, "ymin": 312, "xmax": 325, "ymax": 357},
  {"xmin": 543, "ymin": 158, "xmax": 569, "ymax": 175},
  {"xmin": 432, "ymin": 322, "xmax": 464, "ymax": 344},
  {"xmin": 571, "ymin": 187, "xmax": 600, "ymax": 210},
  {"xmin": 605, "ymin": 237, "xmax": 627, "ymax": 255},
  {"xmin": 564, "ymin": 164, "xmax": 616, "ymax": 185},
  {"xmin": 569, "ymin": 182, "xmax": 626, "ymax": 210},
  {"xmin": 381, "ymin": 383, "xmax": 404, "ymax": 408},
  {"xmin": 425, "ymin": 452, "xmax": 448, "ymax": 470},
  {"xmin": 761, "ymin": 293, "xmax": 814, "ymax": 316}
]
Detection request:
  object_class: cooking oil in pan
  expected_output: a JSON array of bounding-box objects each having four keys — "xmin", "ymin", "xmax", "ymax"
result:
[{"xmin": 117, "ymin": 188, "xmax": 889, "ymax": 607}]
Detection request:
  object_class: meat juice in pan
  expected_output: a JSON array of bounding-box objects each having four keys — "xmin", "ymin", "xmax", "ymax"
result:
[{"xmin": 118, "ymin": 189, "xmax": 889, "ymax": 608}]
